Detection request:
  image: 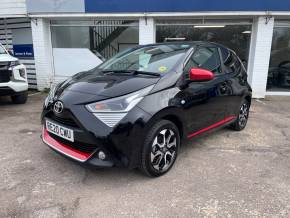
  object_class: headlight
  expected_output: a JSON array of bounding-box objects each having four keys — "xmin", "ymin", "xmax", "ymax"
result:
[
  {"xmin": 86, "ymin": 85, "xmax": 154, "ymax": 127},
  {"xmin": 19, "ymin": 68, "xmax": 26, "ymax": 79}
]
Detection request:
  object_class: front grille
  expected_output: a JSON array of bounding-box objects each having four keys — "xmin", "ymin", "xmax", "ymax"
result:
[
  {"xmin": 0, "ymin": 62, "xmax": 9, "ymax": 70},
  {"xmin": 46, "ymin": 111, "xmax": 79, "ymax": 128},
  {"xmin": 0, "ymin": 87, "xmax": 15, "ymax": 96},
  {"xmin": 0, "ymin": 70, "xmax": 12, "ymax": 83},
  {"xmin": 48, "ymin": 132, "xmax": 98, "ymax": 154}
]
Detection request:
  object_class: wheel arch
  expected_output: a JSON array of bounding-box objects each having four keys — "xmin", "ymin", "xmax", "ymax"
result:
[
  {"xmin": 245, "ymin": 94, "xmax": 252, "ymax": 106},
  {"xmin": 161, "ymin": 114, "xmax": 184, "ymax": 139},
  {"xmin": 144, "ymin": 107, "xmax": 185, "ymax": 140}
]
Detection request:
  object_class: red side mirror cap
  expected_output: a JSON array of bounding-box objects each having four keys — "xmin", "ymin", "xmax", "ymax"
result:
[{"xmin": 189, "ymin": 68, "xmax": 214, "ymax": 81}]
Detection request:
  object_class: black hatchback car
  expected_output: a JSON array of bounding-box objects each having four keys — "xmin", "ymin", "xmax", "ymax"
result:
[{"xmin": 41, "ymin": 42, "xmax": 252, "ymax": 177}]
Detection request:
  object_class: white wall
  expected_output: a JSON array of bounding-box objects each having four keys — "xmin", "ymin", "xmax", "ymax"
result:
[
  {"xmin": 51, "ymin": 26, "xmax": 90, "ymax": 48},
  {"xmin": 139, "ymin": 17, "xmax": 155, "ymax": 45},
  {"xmin": 26, "ymin": 0, "xmax": 84, "ymax": 13},
  {"xmin": 0, "ymin": 0, "xmax": 26, "ymax": 17},
  {"xmin": 31, "ymin": 18, "xmax": 54, "ymax": 90},
  {"xmin": 247, "ymin": 16, "xmax": 274, "ymax": 98},
  {"xmin": 53, "ymin": 48, "xmax": 102, "ymax": 82}
]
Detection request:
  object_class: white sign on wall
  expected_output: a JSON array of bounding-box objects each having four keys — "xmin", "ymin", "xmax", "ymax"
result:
[{"xmin": 53, "ymin": 48, "xmax": 103, "ymax": 79}]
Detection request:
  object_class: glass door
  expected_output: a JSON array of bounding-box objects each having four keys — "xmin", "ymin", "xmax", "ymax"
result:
[{"xmin": 267, "ymin": 23, "xmax": 290, "ymax": 92}]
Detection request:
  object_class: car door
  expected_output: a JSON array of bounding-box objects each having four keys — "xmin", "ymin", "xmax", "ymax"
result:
[{"xmin": 179, "ymin": 45, "xmax": 230, "ymax": 136}]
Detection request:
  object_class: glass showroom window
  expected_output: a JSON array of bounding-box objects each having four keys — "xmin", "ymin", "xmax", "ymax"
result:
[
  {"xmin": 51, "ymin": 20, "xmax": 139, "ymax": 59},
  {"xmin": 50, "ymin": 20, "xmax": 139, "ymax": 78},
  {"xmin": 156, "ymin": 19, "xmax": 252, "ymax": 67},
  {"xmin": 267, "ymin": 25, "xmax": 290, "ymax": 92}
]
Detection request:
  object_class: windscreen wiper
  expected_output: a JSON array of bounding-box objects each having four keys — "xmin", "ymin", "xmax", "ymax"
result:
[
  {"xmin": 132, "ymin": 70, "xmax": 161, "ymax": 77},
  {"xmin": 101, "ymin": 70, "xmax": 161, "ymax": 77}
]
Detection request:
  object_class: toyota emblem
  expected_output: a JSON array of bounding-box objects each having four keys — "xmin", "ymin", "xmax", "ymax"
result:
[{"xmin": 53, "ymin": 101, "xmax": 64, "ymax": 114}]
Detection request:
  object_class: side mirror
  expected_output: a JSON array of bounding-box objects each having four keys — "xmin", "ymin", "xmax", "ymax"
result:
[
  {"xmin": 189, "ymin": 68, "xmax": 214, "ymax": 82},
  {"xmin": 8, "ymin": 49, "xmax": 14, "ymax": 56}
]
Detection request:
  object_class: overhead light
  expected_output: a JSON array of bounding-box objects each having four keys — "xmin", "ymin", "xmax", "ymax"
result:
[
  {"xmin": 194, "ymin": 25, "xmax": 225, "ymax": 28},
  {"xmin": 242, "ymin": 31, "xmax": 251, "ymax": 34}
]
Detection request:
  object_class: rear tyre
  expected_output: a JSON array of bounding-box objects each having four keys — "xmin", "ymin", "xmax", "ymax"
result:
[
  {"xmin": 230, "ymin": 99, "xmax": 250, "ymax": 131},
  {"xmin": 11, "ymin": 92, "xmax": 28, "ymax": 104},
  {"xmin": 140, "ymin": 120, "xmax": 180, "ymax": 177}
]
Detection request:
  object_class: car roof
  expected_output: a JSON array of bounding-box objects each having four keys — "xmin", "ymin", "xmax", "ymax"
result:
[{"xmin": 142, "ymin": 41, "xmax": 230, "ymax": 50}]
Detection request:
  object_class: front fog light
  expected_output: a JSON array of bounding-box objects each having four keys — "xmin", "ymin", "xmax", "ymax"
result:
[{"xmin": 98, "ymin": 151, "xmax": 106, "ymax": 160}]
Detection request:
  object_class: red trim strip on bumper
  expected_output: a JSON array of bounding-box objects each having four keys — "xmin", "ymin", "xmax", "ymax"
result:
[
  {"xmin": 187, "ymin": 116, "xmax": 236, "ymax": 139},
  {"xmin": 42, "ymin": 127, "xmax": 92, "ymax": 162}
]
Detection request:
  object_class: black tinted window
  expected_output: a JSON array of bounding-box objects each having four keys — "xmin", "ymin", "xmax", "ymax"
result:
[
  {"xmin": 184, "ymin": 47, "xmax": 222, "ymax": 74},
  {"xmin": 222, "ymin": 50, "xmax": 241, "ymax": 73},
  {"xmin": 220, "ymin": 47, "xmax": 231, "ymax": 64}
]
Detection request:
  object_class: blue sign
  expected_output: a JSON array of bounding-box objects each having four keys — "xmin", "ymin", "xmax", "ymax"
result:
[
  {"xmin": 85, "ymin": 0, "xmax": 290, "ymax": 12},
  {"xmin": 13, "ymin": 44, "xmax": 34, "ymax": 58}
]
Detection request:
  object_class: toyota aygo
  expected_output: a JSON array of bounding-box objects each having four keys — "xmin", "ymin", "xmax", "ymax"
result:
[{"xmin": 41, "ymin": 42, "xmax": 252, "ymax": 177}]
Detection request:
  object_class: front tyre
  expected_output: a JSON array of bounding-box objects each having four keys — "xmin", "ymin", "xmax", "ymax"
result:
[
  {"xmin": 231, "ymin": 99, "xmax": 250, "ymax": 131},
  {"xmin": 141, "ymin": 120, "xmax": 180, "ymax": 177},
  {"xmin": 11, "ymin": 92, "xmax": 28, "ymax": 104}
]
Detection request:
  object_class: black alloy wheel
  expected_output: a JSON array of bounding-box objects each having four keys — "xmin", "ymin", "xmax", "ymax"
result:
[
  {"xmin": 141, "ymin": 120, "xmax": 180, "ymax": 177},
  {"xmin": 231, "ymin": 99, "xmax": 250, "ymax": 131}
]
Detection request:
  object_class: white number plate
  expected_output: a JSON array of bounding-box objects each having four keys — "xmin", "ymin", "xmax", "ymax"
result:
[{"xmin": 46, "ymin": 120, "xmax": 74, "ymax": 142}]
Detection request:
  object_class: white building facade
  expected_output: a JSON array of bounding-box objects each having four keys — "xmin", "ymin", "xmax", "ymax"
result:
[{"xmin": 3, "ymin": 0, "xmax": 290, "ymax": 98}]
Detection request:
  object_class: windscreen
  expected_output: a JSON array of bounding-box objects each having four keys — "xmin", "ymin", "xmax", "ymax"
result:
[
  {"xmin": 0, "ymin": 45, "xmax": 7, "ymax": 54},
  {"xmin": 98, "ymin": 44, "xmax": 192, "ymax": 74}
]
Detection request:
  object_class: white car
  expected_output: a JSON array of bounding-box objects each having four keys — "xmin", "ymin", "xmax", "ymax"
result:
[{"xmin": 0, "ymin": 43, "xmax": 28, "ymax": 104}]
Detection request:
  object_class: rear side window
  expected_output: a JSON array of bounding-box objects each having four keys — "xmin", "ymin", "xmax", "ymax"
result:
[
  {"xmin": 184, "ymin": 47, "xmax": 222, "ymax": 74},
  {"xmin": 220, "ymin": 47, "xmax": 241, "ymax": 73},
  {"xmin": 220, "ymin": 47, "xmax": 231, "ymax": 64}
]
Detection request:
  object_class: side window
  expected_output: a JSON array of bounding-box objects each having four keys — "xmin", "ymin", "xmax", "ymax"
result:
[
  {"xmin": 220, "ymin": 47, "xmax": 231, "ymax": 64},
  {"xmin": 220, "ymin": 47, "xmax": 241, "ymax": 73},
  {"xmin": 184, "ymin": 47, "xmax": 222, "ymax": 75},
  {"xmin": 183, "ymin": 55, "xmax": 196, "ymax": 76}
]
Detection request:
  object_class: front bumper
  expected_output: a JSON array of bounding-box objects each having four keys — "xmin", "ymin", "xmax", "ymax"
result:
[
  {"xmin": 42, "ymin": 127, "xmax": 114, "ymax": 167},
  {"xmin": 0, "ymin": 81, "xmax": 28, "ymax": 96},
  {"xmin": 41, "ymin": 103, "xmax": 152, "ymax": 168},
  {"xmin": 0, "ymin": 64, "xmax": 28, "ymax": 95}
]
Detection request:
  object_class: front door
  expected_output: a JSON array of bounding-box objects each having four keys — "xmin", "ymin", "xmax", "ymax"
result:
[{"xmin": 179, "ymin": 46, "xmax": 230, "ymax": 137}]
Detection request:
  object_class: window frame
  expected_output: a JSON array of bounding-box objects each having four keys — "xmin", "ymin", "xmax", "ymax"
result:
[
  {"xmin": 182, "ymin": 45, "xmax": 226, "ymax": 77},
  {"xmin": 221, "ymin": 49, "xmax": 245, "ymax": 74}
]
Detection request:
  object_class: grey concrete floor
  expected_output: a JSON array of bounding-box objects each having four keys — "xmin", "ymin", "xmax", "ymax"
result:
[{"xmin": 0, "ymin": 94, "xmax": 290, "ymax": 218}]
